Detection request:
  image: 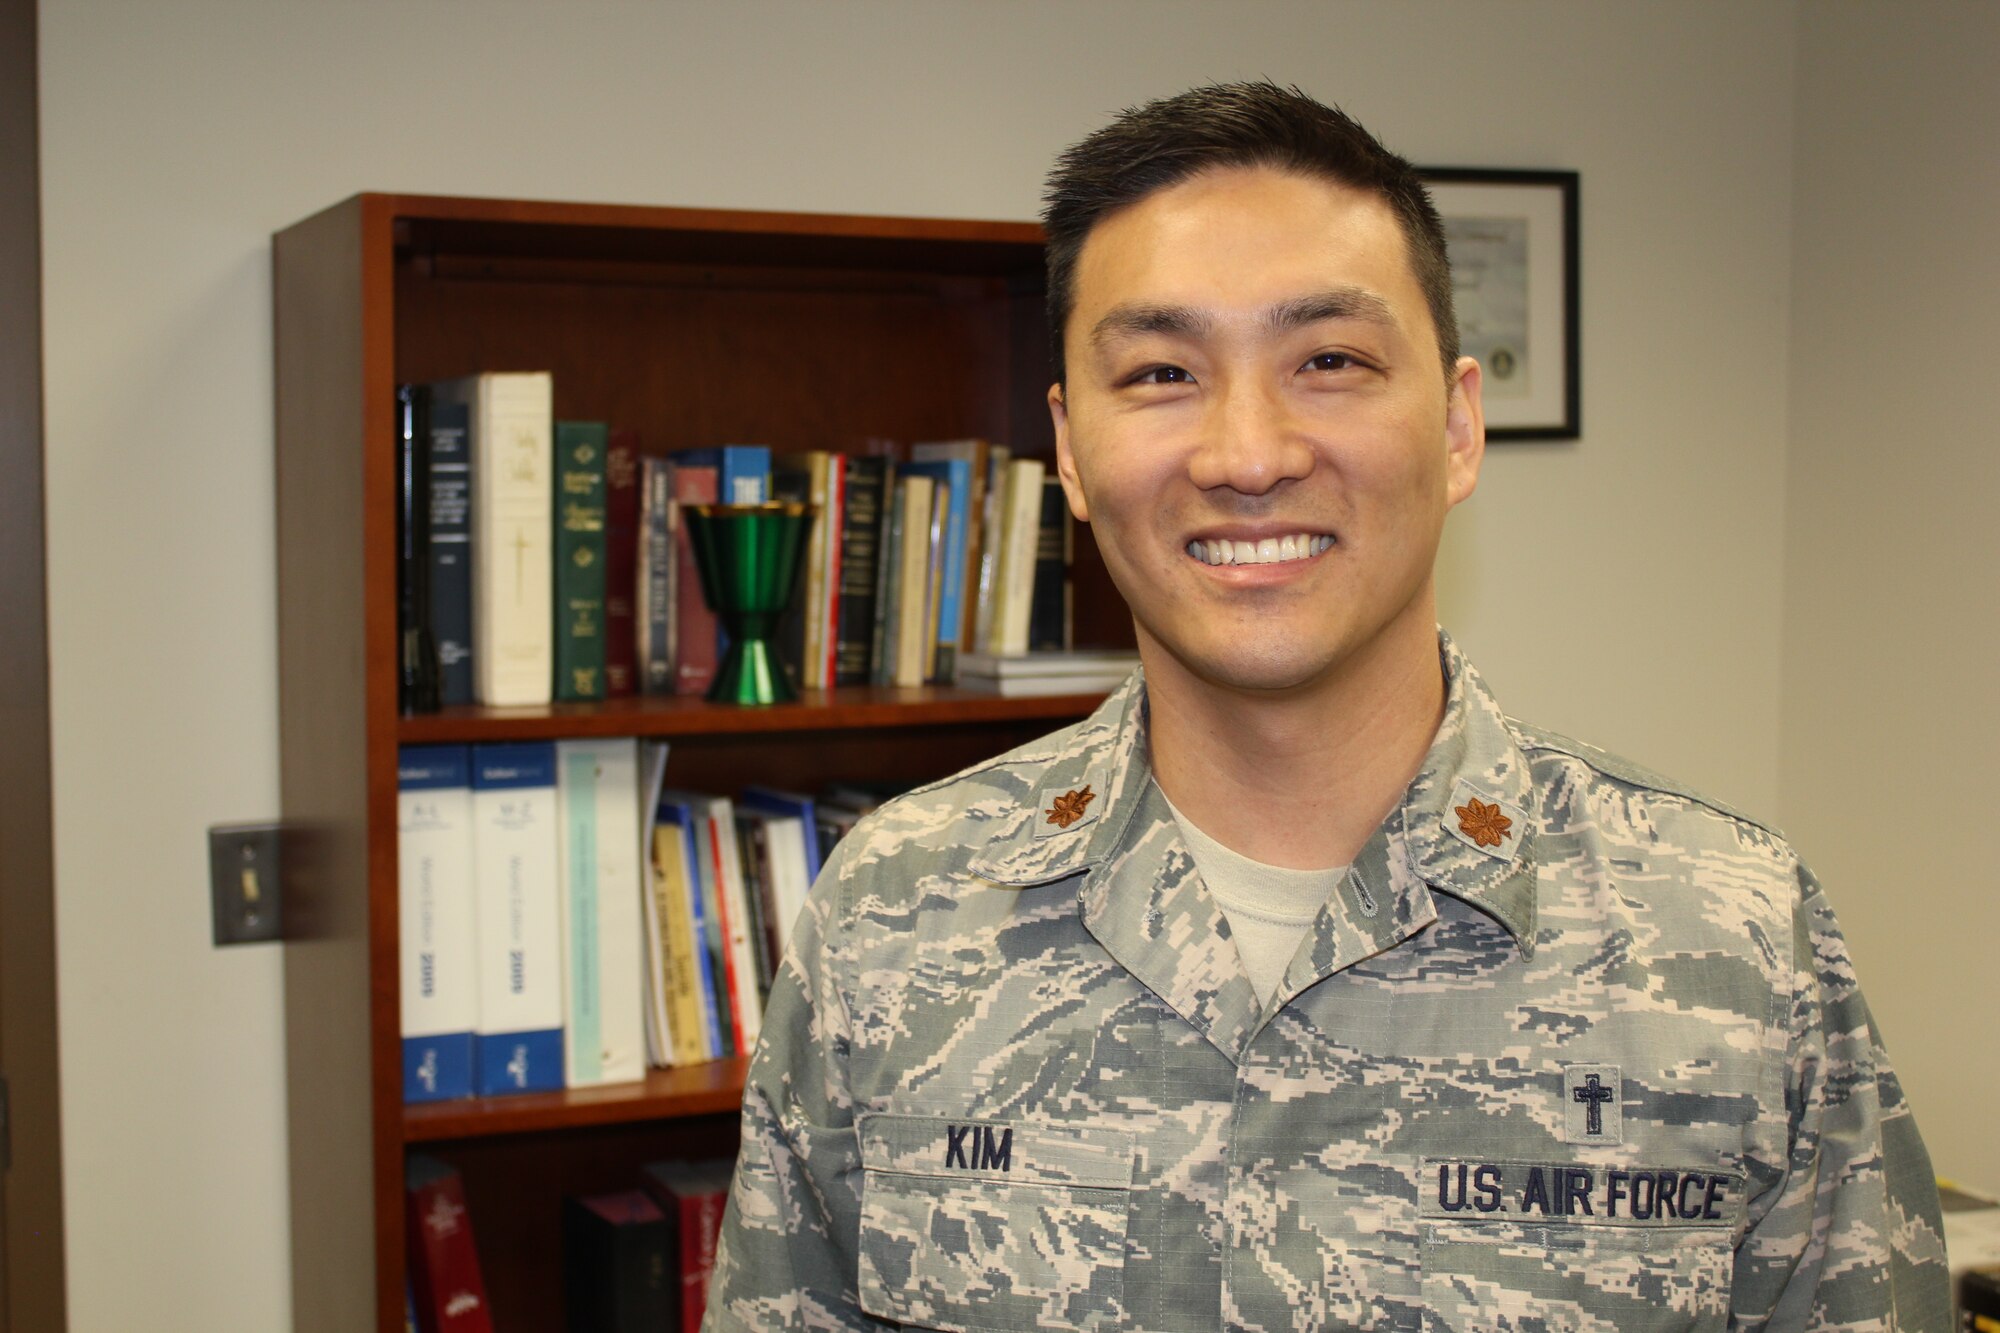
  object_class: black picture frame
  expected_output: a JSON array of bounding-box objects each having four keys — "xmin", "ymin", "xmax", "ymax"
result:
[{"xmin": 1420, "ymin": 168, "xmax": 1580, "ymax": 440}]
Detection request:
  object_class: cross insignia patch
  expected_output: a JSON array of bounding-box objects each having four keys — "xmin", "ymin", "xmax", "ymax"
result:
[{"xmin": 1562, "ymin": 1064, "xmax": 1623, "ymax": 1144}]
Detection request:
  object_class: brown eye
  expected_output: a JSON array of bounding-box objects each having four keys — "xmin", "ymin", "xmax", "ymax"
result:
[
  {"xmin": 1305, "ymin": 352, "xmax": 1356, "ymax": 372},
  {"xmin": 1136, "ymin": 365, "xmax": 1194, "ymax": 385}
]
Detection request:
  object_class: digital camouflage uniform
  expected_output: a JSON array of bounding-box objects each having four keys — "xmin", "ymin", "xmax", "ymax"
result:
[{"xmin": 705, "ymin": 636, "xmax": 1950, "ymax": 1332}]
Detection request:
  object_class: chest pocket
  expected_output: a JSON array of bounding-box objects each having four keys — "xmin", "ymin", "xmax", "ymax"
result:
[
  {"xmin": 1419, "ymin": 1159, "xmax": 1739, "ymax": 1333},
  {"xmin": 856, "ymin": 1112, "xmax": 1134, "ymax": 1333}
]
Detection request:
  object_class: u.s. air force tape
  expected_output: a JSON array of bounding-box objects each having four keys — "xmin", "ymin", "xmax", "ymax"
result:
[{"xmin": 1420, "ymin": 1158, "xmax": 1744, "ymax": 1228}]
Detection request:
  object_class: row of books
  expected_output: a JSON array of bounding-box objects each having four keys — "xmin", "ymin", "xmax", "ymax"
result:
[
  {"xmin": 395, "ymin": 370, "xmax": 1076, "ymax": 712},
  {"xmin": 398, "ymin": 738, "xmax": 873, "ymax": 1103},
  {"xmin": 406, "ymin": 1154, "xmax": 731, "ymax": 1333}
]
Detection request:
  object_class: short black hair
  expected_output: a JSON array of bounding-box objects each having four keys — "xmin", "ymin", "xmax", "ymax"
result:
[{"xmin": 1041, "ymin": 81, "xmax": 1457, "ymax": 387}]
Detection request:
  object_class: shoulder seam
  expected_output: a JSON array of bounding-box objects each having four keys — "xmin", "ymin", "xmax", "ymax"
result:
[
  {"xmin": 892, "ymin": 739, "xmax": 1072, "ymax": 804},
  {"xmin": 1507, "ymin": 718, "xmax": 1789, "ymax": 842},
  {"xmin": 889, "ymin": 711, "xmax": 1109, "ymax": 804}
]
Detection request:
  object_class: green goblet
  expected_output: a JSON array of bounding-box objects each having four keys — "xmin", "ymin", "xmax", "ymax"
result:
[{"xmin": 682, "ymin": 501, "xmax": 817, "ymax": 705}]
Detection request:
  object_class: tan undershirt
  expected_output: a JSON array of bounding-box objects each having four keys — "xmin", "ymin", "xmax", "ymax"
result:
[{"xmin": 1160, "ymin": 786, "xmax": 1348, "ymax": 1005}]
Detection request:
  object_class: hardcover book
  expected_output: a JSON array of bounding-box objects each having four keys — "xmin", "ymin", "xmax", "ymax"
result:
[
  {"xmin": 970, "ymin": 444, "xmax": 1011, "ymax": 656},
  {"xmin": 636, "ymin": 456, "xmax": 677, "ymax": 696},
  {"xmin": 958, "ymin": 670, "xmax": 1131, "ymax": 698},
  {"xmin": 818, "ymin": 453, "xmax": 846, "ymax": 687},
  {"xmin": 959, "ymin": 648, "xmax": 1140, "ymax": 678},
  {"xmin": 636, "ymin": 740, "xmax": 675, "ymax": 1067},
  {"xmin": 406, "ymin": 1156, "xmax": 495, "ymax": 1333},
  {"xmin": 676, "ymin": 444, "xmax": 770, "ymax": 505},
  {"xmin": 562, "ymin": 1191, "xmax": 674, "ymax": 1333},
  {"xmin": 770, "ymin": 456, "xmax": 815, "ymax": 692},
  {"xmin": 993, "ymin": 458, "xmax": 1047, "ymax": 656},
  {"xmin": 739, "ymin": 785, "xmax": 823, "ymax": 886},
  {"xmin": 868, "ymin": 465, "xmax": 905, "ymax": 687},
  {"xmin": 470, "ymin": 742, "xmax": 565, "ymax": 1094},
  {"xmin": 773, "ymin": 450, "xmax": 844, "ymax": 690},
  {"xmin": 424, "ymin": 392, "xmax": 475, "ymax": 706},
  {"xmin": 833, "ymin": 455, "xmax": 891, "ymax": 685},
  {"xmin": 433, "ymin": 371, "xmax": 554, "ymax": 707},
  {"xmin": 730, "ymin": 812, "xmax": 779, "ymax": 994},
  {"xmin": 554, "ymin": 421, "xmax": 609, "ymax": 702},
  {"xmin": 397, "ymin": 745, "xmax": 477, "ymax": 1102},
  {"xmin": 1029, "ymin": 474, "xmax": 1074, "ymax": 652},
  {"xmin": 602, "ymin": 427, "xmax": 641, "ymax": 698},
  {"xmin": 397, "ymin": 386, "xmax": 442, "ymax": 713},
  {"xmin": 652, "ymin": 794, "xmax": 722, "ymax": 1062},
  {"xmin": 661, "ymin": 791, "xmax": 758, "ymax": 1057},
  {"xmin": 735, "ymin": 803, "xmax": 811, "ymax": 964},
  {"xmin": 891, "ymin": 474, "xmax": 936, "ymax": 688},
  {"xmin": 555, "ymin": 739, "xmax": 646, "ymax": 1086},
  {"xmin": 911, "ymin": 439, "xmax": 992, "ymax": 660},
  {"xmin": 900, "ymin": 457, "xmax": 973, "ymax": 681},
  {"xmin": 668, "ymin": 458, "xmax": 720, "ymax": 696},
  {"xmin": 639, "ymin": 1159, "xmax": 736, "ymax": 1332}
]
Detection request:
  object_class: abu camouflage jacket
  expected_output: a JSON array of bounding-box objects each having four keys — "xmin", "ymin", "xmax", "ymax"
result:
[{"xmin": 705, "ymin": 637, "xmax": 1949, "ymax": 1332}]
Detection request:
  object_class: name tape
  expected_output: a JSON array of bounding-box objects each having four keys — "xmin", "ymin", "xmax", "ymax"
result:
[{"xmin": 1420, "ymin": 1158, "xmax": 1742, "ymax": 1228}]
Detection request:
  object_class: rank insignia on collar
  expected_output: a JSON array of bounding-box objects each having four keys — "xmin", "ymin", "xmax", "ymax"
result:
[
  {"xmin": 1045, "ymin": 785, "xmax": 1095, "ymax": 830},
  {"xmin": 1444, "ymin": 780, "xmax": 1529, "ymax": 862},
  {"xmin": 1454, "ymin": 796, "xmax": 1512, "ymax": 848}
]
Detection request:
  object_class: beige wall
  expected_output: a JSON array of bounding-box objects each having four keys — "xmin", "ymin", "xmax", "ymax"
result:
[
  {"xmin": 37, "ymin": 0, "xmax": 1981, "ymax": 1325},
  {"xmin": 1782, "ymin": 2, "xmax": 2000, "ymax": 1190}
]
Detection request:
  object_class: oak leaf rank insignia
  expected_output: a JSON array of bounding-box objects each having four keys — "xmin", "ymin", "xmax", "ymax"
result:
[
  {"xmin": 1046, "ymin": 785, "xmax": 1096, "ymax": 830},
  {"xmin": 1455, "ymin": 796, "xmax": 1513, "ymax": 849}
]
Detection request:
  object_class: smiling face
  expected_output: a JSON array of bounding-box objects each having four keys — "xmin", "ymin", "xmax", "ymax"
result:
[{"xmin": 1051, "ymin": 165, "xmax": 1485, "ymax": 701}]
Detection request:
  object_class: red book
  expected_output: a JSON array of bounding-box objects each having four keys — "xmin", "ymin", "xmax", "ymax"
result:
[
  {"xmin": 670, "ymin": 460, "xmax": 720, "ymax": 696},
  {"xmin": 406, "ymin": 1156, "xmax": 494, "ymax": 1333},
  {"xmin": 640, "ymin": 1159, "xmax": 734, "ymax": 1331},
  {"xmin": 602, "ymin": 429, "xmax": 641, "ymax": 698}
]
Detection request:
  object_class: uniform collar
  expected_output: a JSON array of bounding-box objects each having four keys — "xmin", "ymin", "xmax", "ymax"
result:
[
  {"xmin": 964, "ymin": 668, "xmax": 1148, "ymax": 888},
  {"xmin": 966, "ymin": 632, "xmax": 1540, "ymax": 959},
  {"xmin": 1392, "ymin": 633, "xmax": 1540, "ymax": 958}
]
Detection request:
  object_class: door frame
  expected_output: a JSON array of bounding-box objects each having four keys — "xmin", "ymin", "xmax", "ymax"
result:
[{"xmin": 0, "ymin": 0, "xmax": 70, "ymax": 1324}]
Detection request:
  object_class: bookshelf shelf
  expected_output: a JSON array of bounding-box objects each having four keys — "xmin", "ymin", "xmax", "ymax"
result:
[
  {"xmin": 403, "ymin": 1057, "xmax": 750, "ymax": 1143},
  {"xmin": 396, "ymin": 685, "xmax": 1116, "ymax": 744},
  {"xmin": 274, "ymin": 191, "xmax": 1130, "ymax": 1332}
]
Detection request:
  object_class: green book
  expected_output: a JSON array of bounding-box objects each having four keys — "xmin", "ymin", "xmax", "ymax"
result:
[{"xmin": 554, "ymin": 421, "xmax": 609, "ymax": 701}]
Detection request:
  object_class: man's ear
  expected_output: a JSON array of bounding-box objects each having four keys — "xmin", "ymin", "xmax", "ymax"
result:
[
  {"xmin": 1048, "ymin": 382, "xmax": 1090, "ymax": 522},
  {"xmin": 1444, "ymin": 357, "xmax": 1486, "ymax": 509}
]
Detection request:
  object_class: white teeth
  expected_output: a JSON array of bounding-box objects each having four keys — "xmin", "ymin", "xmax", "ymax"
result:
[{"xmin": 1184, "ymin": 534, "xmax": 1333, "ymax": 566}]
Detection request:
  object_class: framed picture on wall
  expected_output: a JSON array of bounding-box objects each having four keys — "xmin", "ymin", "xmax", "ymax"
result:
[{"xmin": 1420, "ymin": 168, "xmax": 1580, "ymax": 440}]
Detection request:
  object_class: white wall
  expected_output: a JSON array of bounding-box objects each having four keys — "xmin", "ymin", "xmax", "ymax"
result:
[
  {"xmin": 1782, "ymin": 1, "xmax": 2000, "ymax": 1191},
  {"xmin": 40, "ymin": 2, "xmax": 1807, "ymax": 1325}
]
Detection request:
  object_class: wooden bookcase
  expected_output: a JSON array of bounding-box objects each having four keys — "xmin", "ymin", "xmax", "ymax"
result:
[{"xmin": 272, "ymin": 193, "xmax": 1131, "ymax": 1332}]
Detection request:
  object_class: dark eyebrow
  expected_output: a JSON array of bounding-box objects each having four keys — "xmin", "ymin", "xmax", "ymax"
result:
[
  {"xmin": 1089, "ymin": 303, "xmax": 1213, "ymax": 350},
  {"xmin": 1265, "ymin": 287, "xmax": 1397, "ymax": 332},
  {"xmin": 1088, "ymin": 287, "xmax": 1397, "ymax": 352}
]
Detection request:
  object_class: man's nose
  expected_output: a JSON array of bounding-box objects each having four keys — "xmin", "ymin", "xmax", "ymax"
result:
[{"xmin": 1185, "ymin": 378, "xmax": 1315, "ymax": 495}]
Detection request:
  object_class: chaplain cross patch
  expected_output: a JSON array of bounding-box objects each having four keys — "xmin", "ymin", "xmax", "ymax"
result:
[{"xmin": 1563, "ymin": 1064, "xmax": 1623, "ymax": 1144}]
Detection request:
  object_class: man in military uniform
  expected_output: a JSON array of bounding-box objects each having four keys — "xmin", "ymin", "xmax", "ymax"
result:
[{"xmin": 704, "ymin": 83, "xmax": 1950, "ymax": 1331}]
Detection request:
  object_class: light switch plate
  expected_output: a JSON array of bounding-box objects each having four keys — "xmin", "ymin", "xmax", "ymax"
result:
[{"xmin": 209, "ymin": 822, "xmax": 284, "ymax": 945}]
